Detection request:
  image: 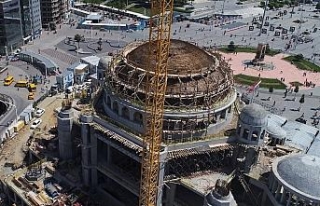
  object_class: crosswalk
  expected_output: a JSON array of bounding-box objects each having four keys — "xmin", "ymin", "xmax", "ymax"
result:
[{"xmin": 42, "ymin": 49, "xmax": 79, "ymax": 65}]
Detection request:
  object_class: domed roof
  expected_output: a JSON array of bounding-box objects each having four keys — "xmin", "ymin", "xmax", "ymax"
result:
[
  {"xmin": 98, "ymin": 57, "xmax": 110, "ymax": 69},
  {"xmin": 275, "ymin": 154, "xmax": 320, "ymax": 198},
  {"xmin": 239, "ymin": 104, "xmax": 267, "ymax": 126},
  {"xmin": 125, "ymin": 39, "xmax": 215, "ymax": 75},
  {"xmin": 267, "ymin": 122, "xmax": 286, "ymax": 139}
]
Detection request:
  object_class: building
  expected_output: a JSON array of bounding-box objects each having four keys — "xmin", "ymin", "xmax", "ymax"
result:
[
  {"xmin": 56, "ymin": 70, "xmax": 74, "ymax": 91},
  {"xmin": 40, "ymin": 0, "xmax": 67, "ymax": 29},
  {"xmin": 80, "ymin": 55, "xmax": 100, "ymax": 74},
  {"xmin": 0, "ymin": 0, "xmax": 41, "ymax": 55},
  {"xmin": 0, "ymin": 0, "xmax": 24, "ymax": 55},
  {"xmin": 57, "ymin": 39, "xmax": 237, "ymax": 206},
  {"xmin": 20, "ymin": 0, "xmax": 42, "ymax": 41}
]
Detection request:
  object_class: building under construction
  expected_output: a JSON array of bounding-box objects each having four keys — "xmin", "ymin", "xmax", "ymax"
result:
[
  {"xmin": 53, "ymin": 39, "xmax": 320, "ymax": 206},
  {"xmin": 57, "ymin": 39, "xmax": 238, "ymax": 206}
]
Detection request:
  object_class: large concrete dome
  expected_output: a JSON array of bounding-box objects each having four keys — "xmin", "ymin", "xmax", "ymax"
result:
[
  {"xmin": 101, "ymin": 39, "xmax": 236, "ymax": 142},
  {"xmin": 108, "ymin": 39, "xmax": 234, "ymax": 109},
  {"xmin": 126, "ymin": 39, "xmax": 215, "ymax": 75},
  {"xmin": 274, "ymin": 154, "xmax": 320, "ymax": 199}
]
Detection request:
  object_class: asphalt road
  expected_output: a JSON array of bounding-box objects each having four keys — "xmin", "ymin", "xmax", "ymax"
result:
[{"xmin": 0, "ymin": 93, "xmax": 29, "ymax": 127}]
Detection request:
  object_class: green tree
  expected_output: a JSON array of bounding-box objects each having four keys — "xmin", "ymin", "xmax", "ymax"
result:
[
  {"xmin": 228, "ymin": 41, "xmax": 236, "ymax": 52},
  {"xmin": 316, "ymin": 2, "xmax": 320, "ymax": 10},
  {"xmin": 74, "ymin": 34, "xmax": 82, "ymax": 49},
  {"xmin": 294, "ymin": 54, "xmax": 304, "ymax": 61}
]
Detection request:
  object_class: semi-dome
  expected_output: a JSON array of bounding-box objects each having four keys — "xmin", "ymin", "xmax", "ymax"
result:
[
  {"xmin": 239, "ymin": 104, "xmax": 267, "ymax": 126},
  {"xmin": 267, "ymin": 122, "xmax": 286, "ymax": 139},
  {"xmin": 275, "ymin": 154, "xmax": 320, "ymax": 198},
  {"xmin": 98, "ymin": 57, "xmax": 110, "ymax": 68}
]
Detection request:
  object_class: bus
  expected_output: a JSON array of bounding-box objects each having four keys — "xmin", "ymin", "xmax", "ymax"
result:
[
  {"xmin": 4, "ymin": 76, "xmax": 14, "ymax": 86},
  {"xmin": 15, "ymin": 80, "xmax": 29, "ymax": 88}
]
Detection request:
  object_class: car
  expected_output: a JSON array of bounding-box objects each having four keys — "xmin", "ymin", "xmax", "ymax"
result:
[
  {"xmin": 35, "ymin": 108, "xmax": 45, "ymax": 117},
  {"xmin": 30, "ymin": 119, "xmax": 42, "ymax": 129},
  {"xmin": 28, "ymin": 92, "xmax": 35, "ymax": 100}
]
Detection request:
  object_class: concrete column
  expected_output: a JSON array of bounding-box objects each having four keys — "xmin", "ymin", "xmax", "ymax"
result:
[
  {"xmin": 165, "ymin": 183, "xmax": 176, "ymax": 206},
  {"xmin": 91, "ymin": 126, "xmax": 98, "ymax": 187},
  {"xmin": 275, "ymin": 184, "xmax": 281, "ymax": 200},
  {"xmin": 156, "ymin": 148, "xmax": 168, "ymax": 206},
  {"xmin": 286, "ymin": 192, "xmax": 292, "ymax": 206},
  {"xmin": 58, "ymin": 109, "xmax": 74, "ymax": 160}
]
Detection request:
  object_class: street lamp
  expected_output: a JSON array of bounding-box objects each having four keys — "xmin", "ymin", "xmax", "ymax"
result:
[{"xmin": 0, "ymin": 99, "xmax": 18, "ymax": 124}]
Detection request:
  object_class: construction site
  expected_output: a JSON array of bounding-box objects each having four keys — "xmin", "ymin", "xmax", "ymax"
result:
[{"xmin": 1, "ymin": 0, "xmax": 320, "ymax": 206}]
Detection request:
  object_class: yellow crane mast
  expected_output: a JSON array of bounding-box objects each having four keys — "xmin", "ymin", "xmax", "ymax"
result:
[{"xmin": 139, "ymin": 0, "xmax": 174, "ymax": 206}]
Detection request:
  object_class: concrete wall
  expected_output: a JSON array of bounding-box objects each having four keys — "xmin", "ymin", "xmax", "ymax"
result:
[{"xmin": 58, "ymin": 108, "xmax": 74, "ymax": 160}]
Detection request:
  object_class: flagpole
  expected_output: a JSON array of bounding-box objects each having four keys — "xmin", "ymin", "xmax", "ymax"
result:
[{"xmin": 250, "ymin": 80, "xmax": 261, "ymax": 104}]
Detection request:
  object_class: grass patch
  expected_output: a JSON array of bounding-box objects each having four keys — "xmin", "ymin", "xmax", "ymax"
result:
[
  {"xmin": 173, "ymin": 7, "xmax": 194, "ymax": 13},
  {"xmin": 219, "ymin": 47, "xmax": 281, "ymax": 56},
  {"xmin": 127, "ymin": 6, "xmax": 151, "ymax": 16},
  {"xmin": 283, "ymin": 56, "xmax": 320, "ymax": 72},
  {"xmin": 105, "ymin": 0, "xmax": 126, "ymax": 9},
  {"xmin": 234, "ymin": 74, "xmax": 286, "ymax": 89},
  {"xmin": 83, "ymin": 0, "xmax": 105, "ymax": 4}
]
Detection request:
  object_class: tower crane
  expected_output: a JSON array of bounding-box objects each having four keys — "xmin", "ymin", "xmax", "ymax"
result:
[{"xmin": 139, "ymin": 0, "xmax": 174, "ymax": 206}]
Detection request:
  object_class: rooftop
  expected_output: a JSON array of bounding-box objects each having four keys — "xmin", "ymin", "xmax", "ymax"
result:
[
  {"xmin": 125, "ymin": 39, "xmax": 216, "ymax": 75},
  {"xmin": 19, "ymin": 51, "xmax": 59, "ymax": 69},
  {"xmin": 275, "ymin": 154, "xmax": 320, "ymax": 199},
  {"xmin": 181, "ymin": 171, "xmax": 230, "ymax": 195},
  {"xmin": 81, "ymin": 55, "xmax": 100, "ymax": 66}
]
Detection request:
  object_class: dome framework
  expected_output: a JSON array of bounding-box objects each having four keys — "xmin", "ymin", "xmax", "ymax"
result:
[
  {"xmin": 102, "ymin": 39, "xmax": 236, "ymax": 143},
  {"xmin": 106, "ymin": 39, "xmax": 234, "ymax": 110}
]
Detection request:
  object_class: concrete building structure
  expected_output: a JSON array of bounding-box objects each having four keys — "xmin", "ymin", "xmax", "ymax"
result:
[
  {"xmin": 40, "ymin": 0, "xmax": 67, "ymax": 29},
  {"xmin": 51, "ymin": 39, "xmax": 320, "ymax": 206},
  {"xmin": 0, "ymin": 0, "xmax": 24, "ymax": 55},
  {"xmin": 269, "ymin": 154, "xmax": 320, "ymax": 205},
  {"xmin": 56, "ymin": 70, "xmax": 74, "ymax": 91},
  {"xmin": 57, "ymin": 101, "xmax": 74, "ymax": 160},
  {"xmin": 21, "ymin": 0, "xmax": 42, "ymax": 41},
  {"xmin": 0, "ymin": 0, "xmax": 42, "ymax": 55},
  {"xmin": 80, "ymin": 55, "xmax": 100, "ymax": 74},
  {"xmin": 57, "ymin": 39, "xmax": 237, "ymax": 206}
]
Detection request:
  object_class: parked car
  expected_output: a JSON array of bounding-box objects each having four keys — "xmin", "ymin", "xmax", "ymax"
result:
[
  {"xmin": 35, "ymin": 108, "xmax": 45, "ymax": 117},
  {"xmin": 30, "ymin": 119, "xmax": 42, "ymax": 129}
]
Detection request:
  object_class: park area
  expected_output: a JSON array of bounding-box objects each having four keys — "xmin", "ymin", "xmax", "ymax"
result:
[{"xmin": 221, "ymin": 52, "xmax": 320, "ymax": 90}]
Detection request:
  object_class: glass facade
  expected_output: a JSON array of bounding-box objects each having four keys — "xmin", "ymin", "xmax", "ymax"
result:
[{"xmin": 0, "ymin": 0, "xmax": 23, "ymax": 55}]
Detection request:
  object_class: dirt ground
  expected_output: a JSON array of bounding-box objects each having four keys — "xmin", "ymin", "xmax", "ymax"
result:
[{"xmin": 0, "ymin": 95, "xmax": 64, "ymax": 178}]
